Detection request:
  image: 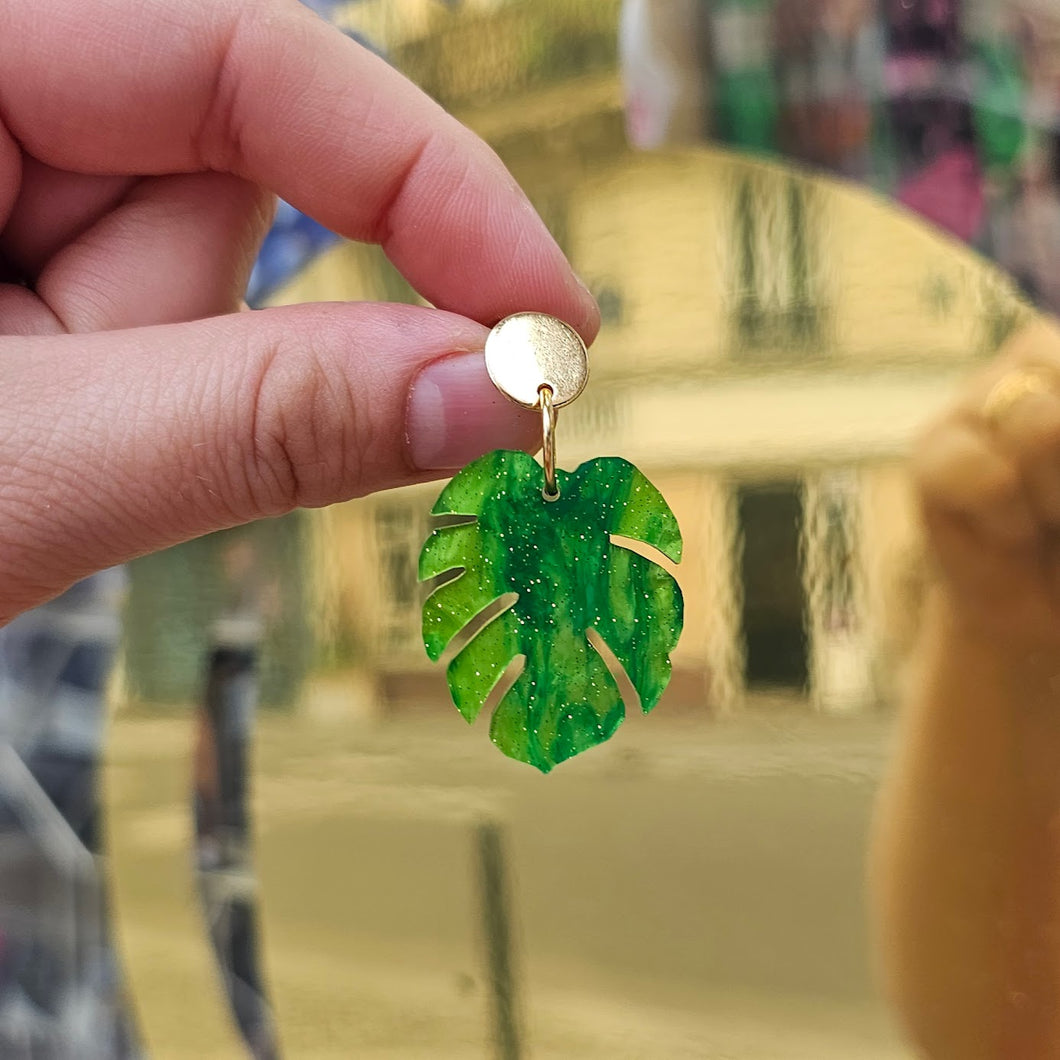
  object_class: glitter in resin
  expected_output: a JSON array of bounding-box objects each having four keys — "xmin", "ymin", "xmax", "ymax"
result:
[{"xmin": 419, "ymin": 449, "xmax": 683, "ymax": 772}]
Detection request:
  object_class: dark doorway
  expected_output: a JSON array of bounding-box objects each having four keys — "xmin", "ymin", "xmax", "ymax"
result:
[{"xmin": 737, "ymin": 482, "xmax": 809, "ymax": 691}]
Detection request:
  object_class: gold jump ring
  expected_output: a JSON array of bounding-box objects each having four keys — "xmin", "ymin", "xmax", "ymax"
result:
[{"xmin": 540, "ymin": 384, "xmax": 559, "ymax": 500}]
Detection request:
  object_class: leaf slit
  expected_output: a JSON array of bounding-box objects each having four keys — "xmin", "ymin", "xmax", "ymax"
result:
[
  {"xmin": 610, "ymin": 533, "xmax": 677, "ymax": 569},
  {"xmin": 586, "ymin": 627, "xmax": 642, "ymax": 714},
  {"xmin": 439, "ymin": 591, "xmax": 519, "ymax": 666},
  {"xmin": 421, "ymin": 565, "xmax": 464, "ymax": 596},
  {"xmin": 430, "ymin": 513, "xmax": 477, "ymax": 529},
  {"xmin": 480, "ymin": 654, "xmax": 525, "ymax": 721}
]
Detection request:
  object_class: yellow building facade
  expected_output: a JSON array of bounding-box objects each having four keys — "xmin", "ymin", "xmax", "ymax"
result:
[{"xmin": 274, "ymin": 0, "xmax": 1027, "ymax": 719}]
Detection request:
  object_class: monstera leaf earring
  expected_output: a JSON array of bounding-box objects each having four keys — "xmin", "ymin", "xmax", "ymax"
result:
[{"xmin": 419, "ymin": 313, "xmax": 683, "ymax": 771}]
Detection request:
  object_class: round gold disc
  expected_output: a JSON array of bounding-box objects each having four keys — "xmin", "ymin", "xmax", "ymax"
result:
[{"xmin": 484, "ymin": 312, "xmax": 589, "ymax": 409}]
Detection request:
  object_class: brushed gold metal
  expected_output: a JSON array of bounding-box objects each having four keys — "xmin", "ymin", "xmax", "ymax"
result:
[{"xmin": 484, "ymin": 312, "xmax": 589, "ymax": 409}]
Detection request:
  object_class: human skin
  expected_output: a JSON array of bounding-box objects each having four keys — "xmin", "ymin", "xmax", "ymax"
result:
[
  {"xmin": 871, "ymin": 318, "xmax": 1060, "ymax": 1058},
  {"xmin": 0, "ymin": 0, "xmax": 599, "ymax": 624}
]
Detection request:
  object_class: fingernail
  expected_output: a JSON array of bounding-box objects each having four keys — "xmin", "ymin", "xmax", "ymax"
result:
[{"xmin": 406, "ymin": 351, "xmax": 535, "ymax": 470}]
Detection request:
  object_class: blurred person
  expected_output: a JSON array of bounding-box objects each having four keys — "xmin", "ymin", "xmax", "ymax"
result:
[
  {"xmin": 620, "ymin": 0, "xmax": 709, "ymax": 150},
  {"xmin": 195, "ymin": 532, "xmax": 275, "ymax": 869},
  {"xmin": 620, "ymin": 0, "xmax": 1060, "ymax": 292},
  {"xmin": 0, "ymin": 566, "xmax": 133, "ymax": 1056},
  {"xmin": 192, "ymin": 530, "xmax": 277, "ymax": 1057},
  {"xmin": 0, "ymin": 566, "xmax": 125, "ymax": 851}
]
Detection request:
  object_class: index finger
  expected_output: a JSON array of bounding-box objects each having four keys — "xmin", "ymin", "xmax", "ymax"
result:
[{"xmin": 0, "ymin": 0, "xmax": 599, "ymax": 338}]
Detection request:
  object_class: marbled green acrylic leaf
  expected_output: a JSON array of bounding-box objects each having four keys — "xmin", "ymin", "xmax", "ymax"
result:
[{"xmin": 419, "ymin": 449, "xmax": 683, "ymax": 772}]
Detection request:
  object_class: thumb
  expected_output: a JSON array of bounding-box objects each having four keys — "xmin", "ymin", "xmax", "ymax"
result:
[{"xmin": 0, "ymin": 302, "xmax": 539, "ymax": 622}]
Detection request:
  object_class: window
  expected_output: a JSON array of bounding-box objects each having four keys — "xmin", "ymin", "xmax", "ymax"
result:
[
  {"xmin": 732, "ymin": 172, "xmax": 822, "ymax": 354},
  {"xmin": 374, "ymin": 504, "xmax": 425, "ymax": 655}
]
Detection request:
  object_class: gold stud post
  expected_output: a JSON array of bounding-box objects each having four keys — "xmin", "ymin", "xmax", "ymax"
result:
[{"xmin": 483, "ymin": 312, "xmax": 587, "ymax": 501}]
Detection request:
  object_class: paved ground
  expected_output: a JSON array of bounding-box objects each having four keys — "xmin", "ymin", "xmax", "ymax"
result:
[{"xmin": 105, "ymin": 703, "xmax": 915, "ymax": 1058}]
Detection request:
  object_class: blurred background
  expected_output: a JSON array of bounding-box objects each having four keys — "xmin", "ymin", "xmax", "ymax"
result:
[{"xmin": 0, "ymin": 0, "xmax": 1056, "ymax": 1056}]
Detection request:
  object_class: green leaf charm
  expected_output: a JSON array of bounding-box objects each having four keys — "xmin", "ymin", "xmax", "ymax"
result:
[{"xmin": 419, "ymin": 449, "xmax": 683, "ymax": 772}]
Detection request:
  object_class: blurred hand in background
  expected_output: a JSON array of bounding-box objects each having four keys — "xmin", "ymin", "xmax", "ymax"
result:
[{"xmin": 873, "ymin": 316, "xmax": 1060, "ymax": 1059}]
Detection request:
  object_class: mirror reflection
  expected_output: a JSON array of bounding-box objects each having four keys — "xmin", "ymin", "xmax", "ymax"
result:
[{"xmin": 1, "ymin": 1, "xmax": 1057, "ymax": 1057}]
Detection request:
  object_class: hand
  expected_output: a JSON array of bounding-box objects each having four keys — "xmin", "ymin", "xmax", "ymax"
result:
[
  {"xmin": 875, "ymin": 316, "xmax": 1060, "ymax": 1060},
  {"xmin": 0, "ymin": 0, "xmax": 598, "ymax": 623},
  {"xmin": 913, "ymin": 317, "xmax": 1060, "ymax": 645}
]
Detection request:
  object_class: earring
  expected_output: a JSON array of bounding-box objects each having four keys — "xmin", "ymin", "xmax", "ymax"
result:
[{"xmin": 419, "ymin": 313, "xmax": 683, "ymax": 772}]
